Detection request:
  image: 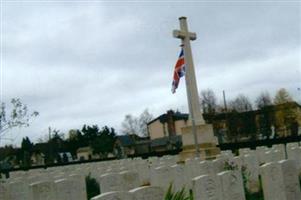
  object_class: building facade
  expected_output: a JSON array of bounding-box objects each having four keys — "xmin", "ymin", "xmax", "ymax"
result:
[{"xmin": 147, "ymin": 110, "xmax": 188, "ymax": 140}]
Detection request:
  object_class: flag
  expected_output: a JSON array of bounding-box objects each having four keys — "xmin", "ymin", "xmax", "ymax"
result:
[{"xmin": 171, "ymin": 48, "xmax": 185, "ymax": 93}]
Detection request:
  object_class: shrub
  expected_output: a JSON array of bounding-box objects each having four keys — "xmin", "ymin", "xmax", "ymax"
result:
[
  {"xmin": 85, "ymin": 173, "xmax": 100, "ymax": 200},
  {"xmin": 164, "ymin": 183, "xmax": 193, "ymax": 200}
]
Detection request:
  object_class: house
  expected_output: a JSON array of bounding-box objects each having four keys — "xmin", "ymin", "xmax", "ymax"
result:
[
  {"xmin": 147, "ymin": 110, "xmax": 188, "ymax": 140},
  {"xmin": 151, "ymin": 135, "xmax": 182, "ymax": 152},
  {"xmin": 76, "ymin": 147, "xmax": 95, "ymax": 161},
  {"xmin": 203, "ymin": 101, "xmax": 301, "ymax": 142},
  {"xmin": 114, "ymin": 135, "xmax": 136, "ymax": 158},
  {"xmin": 31, "ymin": 151, "xmax": 45, "ymax": 166},
  {"xmin": 114, "ymin": 135, "xmax": 150, "ymax": 158}
]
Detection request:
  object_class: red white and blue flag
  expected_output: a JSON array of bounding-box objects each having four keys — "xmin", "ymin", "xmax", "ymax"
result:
[{"xmin": 171, "ymin": 48, "xmax": 185, "ymax": 93}]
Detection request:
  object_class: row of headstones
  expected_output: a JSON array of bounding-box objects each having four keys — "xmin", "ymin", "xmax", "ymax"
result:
[
  {"xmin": 91, "ymin": 186, "xmax": 165, "ymax": 200},
  {"xmin": 5, "ymin": 155, "xmax": 176, "ymax": 181},
  {"xmin": 237, "ymin": 143, "xmax": 301, "ymax": 170},
  {"xmin": 2, "ymin": 143, "xmax": 301, "ymax": 200},
  {"xmin": 94, "ymin": 159, "xmax": 301, "ymax": 200},
  {"xmin": 0, "ymin": 155, "xmax": 177, "ymax": 200},
  {"xmin": 193, "ymin": 159, "xmax": 301, "ymax": 200},
  {"xmin": 0, "ymin": 174, "xmax": 86, "ymax": 200}
]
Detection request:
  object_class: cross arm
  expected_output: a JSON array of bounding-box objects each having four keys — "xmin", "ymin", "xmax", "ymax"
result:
[{"xmin": 173, "ymin": 30, "xmax": 197, "ymax": 41}]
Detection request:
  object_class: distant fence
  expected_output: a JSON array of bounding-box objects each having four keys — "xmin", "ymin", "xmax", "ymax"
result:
[
  {"xmin": 217, "ymin": 135, "xmax": 301, "ymax": 151},
  {"xmin": 3, "ymin": 137, "xmax": 301, "ymax": 174},
  {"xmin": 2, "ymin": 149, "xmax": 181, "ymax": 174}
]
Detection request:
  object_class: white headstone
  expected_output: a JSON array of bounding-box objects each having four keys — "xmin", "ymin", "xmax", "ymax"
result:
[
  {"xmin": 279, "ymin": 160, "xmax": 301, "ymax": 200},
  {"xmin": 171, "ymin": 164, "xmax": 188, "ymax": 190},
  {"xmin": 8, "ymin": 180, "xmax": 30, "ymax": 200},
  {"xmin": 30, "ymin": 181, "xmax": 56, "ymax": 200},
  {"xmin": 98, "ymin": 173, "xmax": 124, "ymax": 193},
  {"xmin": 119, "ymin": 171, "xmax": 140, "ymax": 191},
  {"xmin": 260, "ymin": 162, "xmax": 286, "ymax": 200},
  {"xmin": 0, "ymin": 182, "xmax": 9, "ymax": 200},
  {"xmin": 192, "ymin": 174, "xmax": 222, "ymax": 200},
  {"xmin": 212, "ymin": 158, "xmax": 226, "ymax": 174},
  {"xmin": 199, "ymin": 160, "xmax": 215, "ymax": 176},
  {"xmin": 242, "ymin": 154, "xmax": 259, "ymax": 193},
  {"xmin": 218, "ymin": 170, "xmax": 246, "ymax": 200},
  {"xmin": 150, "ymin": 166, "xmax": 173, "ymax": 191},
  {"xmin": 287, "ymin": 147, "xmax": 301, "ymax": 170},
  {"xmin": 135, "ymin": 162, "xmax": 150, "ymax": 185},
  {"xmin": 69, "ymin": 174, "xmax": 87, "ymax": 200},
  {"xmin": 129, "ymin": 186, "xmax": 164, "ymax": 200},
  {"xmin": 91, "ymin": 191, "xmax": 134, "ymax": 200}
]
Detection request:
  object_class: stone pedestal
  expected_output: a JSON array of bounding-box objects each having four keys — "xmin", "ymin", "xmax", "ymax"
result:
[{"xmin": 179, "ymin": 124, "xmax": 220, "ymax": 161}]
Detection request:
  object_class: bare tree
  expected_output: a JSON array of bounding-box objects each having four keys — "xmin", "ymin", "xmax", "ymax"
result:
[
  {"xmin": 121, "ymin": 114, "xmax": 139, "ymax": 135},
  {"xmin": 255, "ymin": 91, "xmax": 272, "ymax": 109},
  {"xmin": 200, "ymin": 89, "xmax": 217, "ymax": 114},
  {"xmin": 274, "ymin": 88, "xmax": 293, "ymax": 105},
  {"xmin": 0, "ymin": 98, "xmax": 38, "ymax": 139},
  {"xmin": 229, "ymin": 94, "xmax": 253, "ymax": 112},
  {"xmin": 121, "ymin": 109, "xmax": 153, "ymax": 137},
  {"xmin": 138, "ymin": 109, "xmax": 153, "ymax": 137}
]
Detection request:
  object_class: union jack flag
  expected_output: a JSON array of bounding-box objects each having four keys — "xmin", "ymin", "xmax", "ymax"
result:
[{"xmin": 171, "ymin": 48, "xmax": 185, "ymax": 93}]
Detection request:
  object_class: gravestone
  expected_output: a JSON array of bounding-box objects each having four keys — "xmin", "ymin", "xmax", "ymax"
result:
[
  {"xmin": 91, "ymin": 191, "xmax": 134, "ymax": 200},
  {"xmin": 232, "ymin": 156, "xmax": 243, "ymax": 170},
  {"xmin": 199, "ymin": 160, "xmax": 215, "ymax": 176},
  {"xmin": 98, "ymin": 173, "xmax": 124, "ymax": 193},
  {"xmin": 30, "ymin": 181, "xmax": 56, "ymax": 200},
  {"xmin": 55, "ymin": 179, "xmax": 74, "ymax": 200},
  {"xmin": 218, "ymin": 170, "xmax": 246, "ymax": 200},
  {"xmin": 135, "ymin": 162, "xmax": 150, "ymax": 185},
  {"xmin": 212, "ymin": 158, "xmax": 226, "ymax": 174},
  {"xmin": 287, "ymin": 147, "xmax": 301, "ymax": 170},
  {"xmin": 119, "ymin": 171, "xmax": 140, "ymax": 191},
  {"xmin": 8, "ymin": 180, "xmax": 30, "ymax": 200},
  {"xmin": 130, "ymin": 186, "xmax": 164, "ymax": 200},
  {"xmin": 171, "ymin": 164, "xmax": 188, "ymax": 190},
  {"xmin": 0, "ymin": 182, "xmax": 9, "ymax": 200},
  {"xmin": 185, "ymin": 158, "xmax": 201, "ymax": 180},
  {"xmin": 69, "ymin": 174, "xmax": 87, "ymax": 200},
  {"xmin": 150, "ymin": 166, "xmax": 173, "ymax": 191},
  {"xmin": 55, "ymin": 178, "xmax": 87, "ymax": 200},
  {"xmin": 260, "ymin": 162, "xmax": 286, "ymax": 200},
  {"xmin": 242, "ymin": 154, "xmax": 259, "ymax": 193},
  {"xmin": 192, "ymin": 174, "xmax": 222, "ymax": 200},
  {"xmin": 279, "ymin": 160, "xmax": 301, "ymax": 200}
]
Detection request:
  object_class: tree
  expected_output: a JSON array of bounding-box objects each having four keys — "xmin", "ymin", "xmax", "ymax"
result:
[
  {"xmin": 255, "ymin": 91, "xmax": 272, "ymax": 109},
  {"xmin": 21, "ymin": 137, "xmax": 33, "ymax": 167},
  {"xmin": 91, "ymin": 126, "xmax": 116, "ymax": 158},
  {"xmin": 274, "ymin": 88, "xmax": 293, "ymax": 105},
  {"xmin": 82, "ymin": 125, "xmax": 99, "ymax": 144},
  {"xmin": 66, "ymin": 129, "xmax": 86, "ymax": 156},
  {"xmin": 200, "ymin": 89, "xmax": 217, "ymax": 114},
  {"xmin": 21, "ymin": 137, "xmax": 33, "ymax": 152},
  {"xmin": 121, "ymin": 109, "xmax": 153, "ymax": 137},
  {"xmin": 121, "ymin": 114, "xmax": 139, "ymax": 135},
  {"xmin": 273, "ymin": 89, "xmax": 296, "ymax": 136},
  {"xmin": 138, "ymin": 109, "xmax": 153, "ymax": 137},
  {"xmin": 229, "ymin": 94, "xmax": 253, "ymax": 112},
  {"xmin": 0, "ymin": 98, "xmax": 38, "ymax": 140}
]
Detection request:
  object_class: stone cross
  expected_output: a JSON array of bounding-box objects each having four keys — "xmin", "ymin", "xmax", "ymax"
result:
[
  {"xmin": 173, "ymin": 17, "xmax": 205, "ymax": 156},
  {"xmin": 173, "ymin": 17, "xmax": 205, "ymax": 126}
]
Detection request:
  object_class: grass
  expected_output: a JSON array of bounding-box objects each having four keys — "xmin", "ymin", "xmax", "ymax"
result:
[{"xmin": 164, "ymin": 184, "xmax": 193, "ymax": 200}]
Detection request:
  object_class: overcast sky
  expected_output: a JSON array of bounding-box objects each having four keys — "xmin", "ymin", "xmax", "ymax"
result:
[{"xmin": 1, "ymin": 1, "xmax": 300, "ymax": 146}]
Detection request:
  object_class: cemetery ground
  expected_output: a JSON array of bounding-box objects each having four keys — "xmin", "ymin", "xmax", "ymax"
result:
[{"xmin": 1, "ymin": 142, "xmax": 301, "ymax": 200}]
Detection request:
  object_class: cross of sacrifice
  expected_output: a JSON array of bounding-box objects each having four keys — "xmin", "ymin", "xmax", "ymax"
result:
[{"xmin": 173, "ymin": 16, "xmax": 205, "ymax": 156}]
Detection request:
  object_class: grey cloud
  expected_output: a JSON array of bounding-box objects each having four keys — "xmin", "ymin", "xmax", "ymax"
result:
[{"xmin": 1, "ymin": 2, "xmax": 300, "ymax": 146}]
